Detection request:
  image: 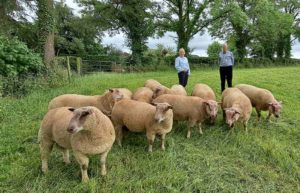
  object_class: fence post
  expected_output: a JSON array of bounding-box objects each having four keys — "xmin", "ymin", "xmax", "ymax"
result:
[
  {"xmin": 66, "ymin": 56, "xmax": 71, "ymax": 83},
  {"xmin": 76, "ymin": 57, "xmax": 81, "ymax": 76}
]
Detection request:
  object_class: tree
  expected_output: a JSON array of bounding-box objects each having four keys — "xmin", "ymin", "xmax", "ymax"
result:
[
  {"xmin": 276, "ymin": 0, "xmax": 300, "ymax": 58},
  {"xmin": 155, "ymin": 0, "xmax": 230, "ymax": 55},
  {"xmin": 207, "ymin": 41, "xmax": 221, "ymax": 59},
  {"xmin": 78, "ymin": 0, "xmax": 156, "ymax": 65},
  {"xmin": 37, "ymin": 0, "xmax": 55, "ymax": 67},
  {"xmin": 54, "ymin": 2, "xmax": 105, "ymax": 56}
]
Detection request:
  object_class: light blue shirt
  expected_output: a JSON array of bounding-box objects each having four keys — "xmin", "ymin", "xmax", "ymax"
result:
[
  {"xmin": 175, "ymin": 56, "xmax": 190, "ymax": 75},
  {"xmin": 219, "ymin": 51, "xmax": 234, "ymax": 67}
]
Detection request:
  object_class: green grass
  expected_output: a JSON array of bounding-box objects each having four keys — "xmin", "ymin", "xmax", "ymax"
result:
[{"xmin": 1, "ymin": 67, "xmax": 300, "ymax": 193}]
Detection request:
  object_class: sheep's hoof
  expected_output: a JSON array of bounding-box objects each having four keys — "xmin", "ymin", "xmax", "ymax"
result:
[{"xmin": 101, "ymin": 170, "xmax": 107, "ymax": 176}]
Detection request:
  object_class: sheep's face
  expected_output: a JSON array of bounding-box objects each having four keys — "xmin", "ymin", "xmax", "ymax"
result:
[
  {"xmin": 268, "ymin": 101, "xmax": 282, "ymax": 118},
  {"xmin": 152, "ymin": 86, "xmax": 166, "ymax": 99},
  {"xmin": 204, "ymin": 100, "xmax": 218, "ymax": 123},
  {"xmin": 67, "ymin": 107, "xmax": 93, "ymax": 134},
  {"xmin": 109, "ymin": 89, "xmax": 124, "ymax": 101},
  {"xmin": 153, "ymin": 103, "xmax": 173, "ymax": 123},
  {"xmin": 224, "ymin": 108, "xmax": 240, "ymax": 128}
]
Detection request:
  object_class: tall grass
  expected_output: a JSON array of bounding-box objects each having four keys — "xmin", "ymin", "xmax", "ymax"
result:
[{"xmin": 0, "ymin": 67, "xmax": 299, "ymax": 192}]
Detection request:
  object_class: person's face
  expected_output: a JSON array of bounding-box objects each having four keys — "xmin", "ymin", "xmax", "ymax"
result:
[
  {"xmin": 179, "ymin": 49, "xmax": 185, "ymax": 57},
  {"xmin": 223, "ymin": 44, "xmax": 228, "ymax": 52}
]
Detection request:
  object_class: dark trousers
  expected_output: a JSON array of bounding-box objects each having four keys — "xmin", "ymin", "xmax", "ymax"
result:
[
  {"xmin": 178, "ymin": 71, "xmax": 189, "ymax": 87},
  {"xmin": 219, "ymin": 66, "xmax": 233, "ymax": 92}
]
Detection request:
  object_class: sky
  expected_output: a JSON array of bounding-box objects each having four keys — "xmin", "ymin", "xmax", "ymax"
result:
[{"xmin": 66, "ymin": 0, "xmax": 300, "ymax": 58}]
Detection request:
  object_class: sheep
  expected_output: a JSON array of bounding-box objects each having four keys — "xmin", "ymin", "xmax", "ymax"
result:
[
  {"xmin": 221, "ymin": 88, "xmax": 252, "ymax": 132},
  {"xmin": 48, "ymin": 89, "xmax": 123, "ymax": 116},
  {"xmin": 144, "ymin": 79, "xmax": 162, "ymax": 91},
  {"xmin": 152, "ymin": 84, "xmax": 187, "ymax": 99},
  {"xmin": 38, "ymin": 106, "xmax": 115, "ymax": 182},
  {"xmin": 111, "ymin": 99, "xmax": 173, "ymax": 152},
  {"xmin": 132, "ymin": 87, "xmax": 153, "ymax": 103},
  {"xmin": 235, "ymin": 84, "xmax": 282, "ymax": 121},
  {"xmin": 114, "ymin": 88, "xmax": 132, "ymax": 99},
  {"xmin": 191, "ymin": 83, "xmax": 216, "ymax": 101},
  {"xmin": 153, "ymin": 94, "xmax": 218, "ymax": 138}
]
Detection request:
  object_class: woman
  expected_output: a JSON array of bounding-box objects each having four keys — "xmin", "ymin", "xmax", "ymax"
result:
[
  {"xmin": 175, "ymin": 48, "xmax": 190, "ymax": 87},
  {"xmin": 219, "ymin": 43, "xmax": 234, "ymax": 92}
]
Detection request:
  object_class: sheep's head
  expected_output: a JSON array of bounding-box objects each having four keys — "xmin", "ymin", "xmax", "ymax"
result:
[
  {"xmin": 108, "ymin": 88, "xmax": 124, "ymax": 101},
  {"xmin": 224, "ymin": 107, "xmax": 241, "ymax": 128},
  {"xmin": 268, "ymin": 101, "xmax": 282, "ymax": 118},
  {"xmin": 203, "ymin": 100, "xmax": 218, "ymax": 123},
  {"xmin": 67, "ymin": 107, "xmax": 93, "ymax": 134},
  {"xmin": 152, "ymin": 102, "xmax": 173, "ymax": 123},
  {"xmin": 152, "ymin": 86, "xmax": 166, "ymax": 99}
]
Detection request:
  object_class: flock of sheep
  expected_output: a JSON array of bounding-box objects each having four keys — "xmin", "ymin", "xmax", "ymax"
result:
[{"xmin": 38, "ymin": 79, "xmax": 282, "ymax": 182}]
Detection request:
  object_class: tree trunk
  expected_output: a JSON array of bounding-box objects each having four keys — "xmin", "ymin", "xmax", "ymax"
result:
[
  {"xmin": 130, "ymin": 34, "xmax": 143, "ymax": 65},
  {"xmin": 37, "ymin": 0, "xmax": 55, "ymax": 67}
]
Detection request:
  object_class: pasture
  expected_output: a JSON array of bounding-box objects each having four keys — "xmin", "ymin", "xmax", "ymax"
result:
[{"xmin": 0, "ymin": 67, "xmax": 300, "ymax": 193}]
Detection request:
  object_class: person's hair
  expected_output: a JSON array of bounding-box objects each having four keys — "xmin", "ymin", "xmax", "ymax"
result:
[{"xmin": 179, "ymin": 48, "xmax": 185, "ymax": 53}]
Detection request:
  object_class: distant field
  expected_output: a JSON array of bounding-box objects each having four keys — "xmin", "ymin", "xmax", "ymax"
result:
[{"xmin": 0, "ymin": 67, "xmax": 300, "ymax": 193}]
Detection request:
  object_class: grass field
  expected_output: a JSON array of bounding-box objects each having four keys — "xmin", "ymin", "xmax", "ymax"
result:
[{"xmin": 0, "ymin": 67, "xmax": 300, "ymax": 193}]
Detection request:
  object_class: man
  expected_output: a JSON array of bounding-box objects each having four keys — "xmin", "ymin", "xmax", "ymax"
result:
[
  {"xmin": 175, "ymin": 48, "xmax": 190, "ymax": 87},
  {"xmin": 219, "ymin": 43, "xmax": 234, "ymax": 92}
]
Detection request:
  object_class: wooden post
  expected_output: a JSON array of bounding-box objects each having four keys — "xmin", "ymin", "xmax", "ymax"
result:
[
  {"xmin": 66, "ymin": 56, "xmax": 71, "ymax": 83},
  {"xmin": 76, "ymin": 57, "xmax": 81, "ymax": 76}
]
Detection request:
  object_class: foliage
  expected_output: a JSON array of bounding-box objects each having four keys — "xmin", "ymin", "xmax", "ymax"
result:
[
  {"xmin": 78, "ymin": 0, "xmax": 156, "ymax": 65},
  {"xmin": 1, "ymin": 67, "xmax": 300, "ymax": 192},
  {"xmin": 155, "ymin": 0, "xmax": 230, "ymax": 55},
  {"xmin": 0, "ymin": 36, "xmax": 42, "ymax": 77},
  {"xmin": 54, "ymin": 2, "xmax": 105, "ymax": 56},
  {"xmin": 207, "ymin": 41, "xmax": 222, "ymax": 60}
]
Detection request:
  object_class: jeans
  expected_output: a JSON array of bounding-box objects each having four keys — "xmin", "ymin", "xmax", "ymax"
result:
[
  {"xmin": 219, "ymin": 66, "xmax": 233, "ymax": 92},
  {"xmin": 178, "ymin": 71, "xmax": 189, "ymax": 87}
]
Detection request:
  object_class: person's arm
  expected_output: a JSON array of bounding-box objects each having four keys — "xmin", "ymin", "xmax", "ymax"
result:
[
  {"xmin": 187, "ymin": 58, "xmax": 191, "ymax": 75},
  {"xmin": 175, "ymin": 57, "xmax": 184, "ymax": 72}
]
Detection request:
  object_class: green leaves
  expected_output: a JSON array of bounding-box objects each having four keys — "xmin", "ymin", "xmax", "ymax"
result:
[{"xmin": 0, "ymin": 36, "xmax": 43, "ymax": 77}]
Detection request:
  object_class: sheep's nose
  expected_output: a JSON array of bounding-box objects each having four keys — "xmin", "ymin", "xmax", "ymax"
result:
[{"xmin": 67, "ymin": 126, "xmax": 75, "ymax": 133}]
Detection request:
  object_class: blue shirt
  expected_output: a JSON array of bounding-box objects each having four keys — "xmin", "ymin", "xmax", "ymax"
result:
[
  {"xmin": 175, "ymin": 56, "xmax": 190, "ymax": 75},
  {"xmin": 219, "ymin": 51, "xmax": 234, "ymax": 67}
]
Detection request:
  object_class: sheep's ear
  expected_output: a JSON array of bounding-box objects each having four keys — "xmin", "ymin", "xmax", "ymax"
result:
[
  {"xmin": 151, "ymin": 102, "xmax": 158, "ymax": 106},
  {"xmin": 81, "ymin": 109, "xmax": 92, "ymax": 117},
  {"xmin": 235, "ymin": 109, "xmax": 241, "ymax": 114},
  {"xmin": 268, "ymin": 102, "xmax": 273, "ymax": 106},
  {"xmin": 68, "ymin": 107, "xmax": 76, "ymax": 112},
  {"xmin": 167, "ymin": 105, "xmax": 173, "ymax": 110},
  {"xmin": 109, "ymin": 88, "xmax": 114, "ymax": 93}
]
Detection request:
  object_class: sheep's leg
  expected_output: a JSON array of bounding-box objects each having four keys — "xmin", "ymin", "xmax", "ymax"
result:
[
  {"xmin": 56, "ymin": 145, "xmax": 70, "ymax": 164},
  {"xmin": 100, "ymin": 150, "xmax": 109, "ymax": 176},
  {"xmin": 198, "ymin": 123, "xmax": 203, "ymax": 135},
  {"xmin": 74, "ymin": 151, "xmax": 89, "ymax": 182},
  {"xmin": 222, "ymin": 110, "xmax": 226, "ymax": 122},
  {"xmin": 40, "ymin": 142, "xmax": 53, "ymax": 174},
  {"xmin": 256, "ymin": 108, "xmax": 261, "ymax": 124},
  {"xmin": 115, "ymin": 125, "xmax": 123, "ymax": 147},
  {"xmin": 243, "ymin": 121, "xmax": 248, "ymax": 133},
  {"xmin": 160, "ymin": 134, "xmax": 166, "ymax": 151},
  {"xmin": 147, "ymin": 132, "xmax": 156, "ymax": 152},
  {"xmin": 187, "ymin": 120, "xmax": 196, "ymax": 139}
]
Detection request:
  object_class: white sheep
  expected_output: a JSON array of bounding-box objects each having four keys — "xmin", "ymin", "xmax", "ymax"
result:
[
  {"xmin": 191, "ymin": 83, "xmax": 216, "ymax": 101},
  {"xmin": 153, "ymin": 94, "xmax": 218, "ymax": 138},
  {"xmin": 235, "ymin": 84, "xmax": 282, "ymax": 121},
  {"xmin": 144, "ymin": 79, "xmax": 162, "ymax": 91},
  {"xmin": 38, "ymin": 106, "xmax": 115, "ymax": 182},
  {"xmin": 221, "ymin": 88, "xmax": 252, "ymax": 132},
  {"xmin": 152, "ymin": 84, "xmax": 187, "ymax": 99},
  {"xmin": 111, "ymin": 99, "xmax": 173, "ymax": 152},
  {"xmin": 48, "ymin": 89, "xmax": 123, "ymax": 116},
  {"xmin": 132, "ymin": 87, "xmax": 153, "ymax": 103}
]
